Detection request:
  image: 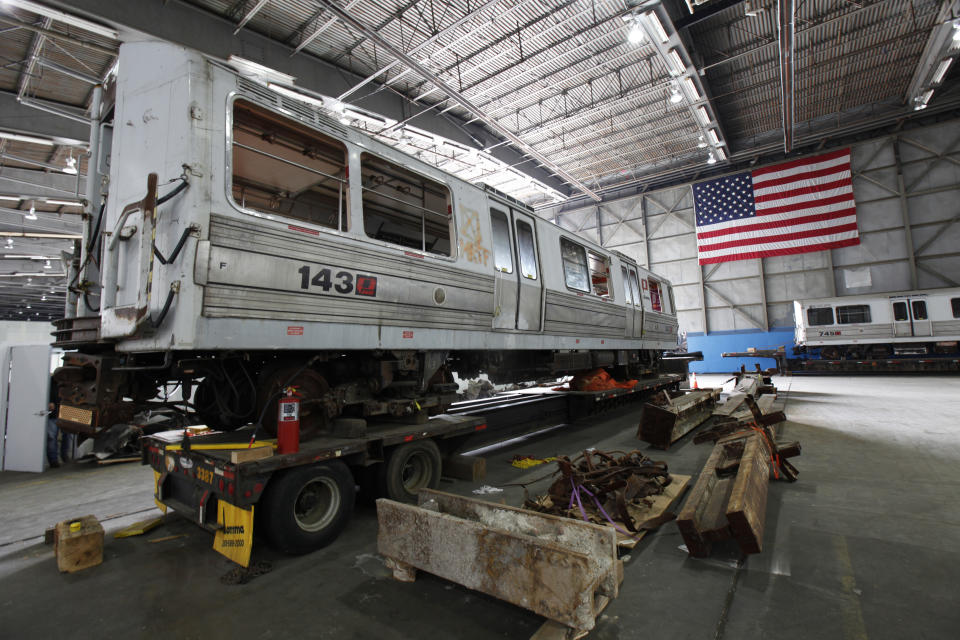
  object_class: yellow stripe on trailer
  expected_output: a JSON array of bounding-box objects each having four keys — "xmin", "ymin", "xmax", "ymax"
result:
[
  {"xmin": 152, "ymin": 470, "xmax": 167, "ymax": 514},
  {"xmin": 162, "ymin": 440, "xmax": 276, "ymax": 453}
]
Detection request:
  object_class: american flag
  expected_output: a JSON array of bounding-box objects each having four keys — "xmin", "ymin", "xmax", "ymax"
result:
[{"xmin": 693, "ymin": 148, "xmax": 860, "ymax": 265}]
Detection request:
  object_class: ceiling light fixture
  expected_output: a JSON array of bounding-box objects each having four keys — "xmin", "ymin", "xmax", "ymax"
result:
[
  {"xmin": 25, "ymin": 204, "xmax": 37, "ymax": 221},
  {"xmin": 0, "ymin": 131, "xmax": 56, "ymax": 146},
  {"xmin": 645, "ymin": 11, "xmax": 670, "ymax": 44},
  {"xmin": 5, "ymin": 238, "xmax": 12, "ymax": 247},
  {"xmin": 667, "ymin": 49, "xmax": 686, "ymax": 76},
  {"xmin": 669, "ymin": 86, "xmax": 683, "ymax": 104},
  {"xmin": 697, "ymin": 135, "xmax": 708, "ymax": 149},
  {"xmin": 43, "ymin": 260, "xmax": 51, "ymax": 269},
  {"xmin": 932, "ymin": 58, "xmax": 953, "ymax": 85},
  {"xmin": 63, "ymin": 154, "xmax": 78, "ymax": 175},
  {"xmin": 744, "ymin": 1, "xmax": 764, "ymax": 17},
  {"xmin": 0, "ymin": 196, "xmax": 20, "ymax": 202},
  {"xmin": 682, "ymin": 76, "xmax": 701, "ymax": 101},
  {"xmin": 0, "ymin": 0, "xmax": 119, "ymax": 40},
  {"xmin": 706, "ymin": 152, "xmax": 717, "ymax": 165},
  {"xmin": 45, "ymin": 199, "xmax": 82, "ymax": 207},
  {"xmin": 696, "ymin": 106, "xmax": 711, "ymax": 125},
  {"xmin": 627, "ymin": 18, "xmax": 646, "ymax": 45},
  {"xmin": 707, "ymin": 129, "xmax": 723, "ymax": 146}
]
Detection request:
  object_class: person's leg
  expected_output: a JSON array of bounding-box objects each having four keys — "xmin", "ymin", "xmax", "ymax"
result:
[
  {"xmin": 45, "ymin": 420, "xmax": 60, "ymax": 467},
  {"xmin": 60, "ymin": 431, "xmax": 75, "ymax": 463}
]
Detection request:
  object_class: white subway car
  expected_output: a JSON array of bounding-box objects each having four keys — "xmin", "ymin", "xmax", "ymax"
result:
[
  {"xmin": 53, "ymin": 42, "xmax": 679, "ymax": 438},
  {"xmin": 794, "ymin": 288, "xmax": 960, "ymax": 359}
]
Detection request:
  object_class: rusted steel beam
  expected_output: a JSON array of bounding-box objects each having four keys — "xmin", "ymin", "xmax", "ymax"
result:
[
  {"xmin": 377, "ymin": 489, "xmax": 621, "ymax": 632},
  {"xmin": 638, "ymin": 388, "xmax": 721, "ymax": 449}
]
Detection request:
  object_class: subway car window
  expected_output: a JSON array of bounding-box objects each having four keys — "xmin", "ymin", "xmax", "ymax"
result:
[
  {"xmin": 588, "ymin": 251, "xmax": 611, "ymax": 298},
  {"xmin": 649, "ymin": 279, "xmax": 663, "ymax": 311},
  {"xmin": 629, "ymin": 271, "xmax": 641, "ymax": 305},
  {"xmin": 893, "ymin": 302, "xmax": 908, "ymax": 321},
  {"xmin": 953, "ymin": 298, "xmax": 960, "ymax": 318},
  {"xmin": 361, "ymin": 153, "xmax": 452, "ymax": 255},
  {"xmin": 231, "ymin": 100, "xmax": 348, "ymax": 230},
  {"xmin": 490, "ymin": 209, "xmax": 513, "ymax": 273},
  {"xmin": 560, "ymin": 238, "xmax": 589, "ymax": 292},
  {"xmin": 515, "ymin": 220, "xmax": 538, "ymax": 280},
  {"xmin": 836, "ymin": 304, "xmax": 871, "ymax": 324},
  {"xmin": 912, "ymin": 300, "xmax": 927, "ymax": 320},
  {"xmin": 807, "ymin": 307, "xmax": 834, "ymax": 326},
  {"xmin": 622, "ymin": 268, "xmax": 633, "ymax": 304}
]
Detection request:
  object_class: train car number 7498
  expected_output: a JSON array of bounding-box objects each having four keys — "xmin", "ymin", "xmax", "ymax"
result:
[{"xmin": 297, "ymin": 265, "xmax": 378, "ymax": 297}]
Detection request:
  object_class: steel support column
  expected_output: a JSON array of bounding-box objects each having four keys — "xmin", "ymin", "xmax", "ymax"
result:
[{"xmin": 893, "ymin": 138, "xmax": 919, "ymax": 289}]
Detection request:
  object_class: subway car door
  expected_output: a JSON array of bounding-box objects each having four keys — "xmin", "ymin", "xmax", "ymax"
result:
[
  {"xmin": 512, "ymin": 210, "xmax": 543, "ymax": 331},
  {"xmin": 622, "ymin": 267, "xmax": 635, "ymax": 337},
  {"xmin": 490, "ymin": 208, "xmax": 518, "ymax": 330},
  {"xmin": 629, "ymin": 269, "xmax": 643, "ymax": 338},
  {"xmin": 910, "ymin": 298, "xmax": 932, "ymax": 336}
]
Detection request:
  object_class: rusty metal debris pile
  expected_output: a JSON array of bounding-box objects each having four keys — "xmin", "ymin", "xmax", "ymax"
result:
[{"xmin": 523, "ymin": 450, "xmax": 679, "ymax": 537}]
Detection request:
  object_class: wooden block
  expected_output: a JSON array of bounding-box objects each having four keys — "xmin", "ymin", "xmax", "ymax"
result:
[
  {"xmin": 54, "ymin": 515, "xmax": 104, "ymax": 573},
  {"xmin": 441, "ymin": 454, "xmax": 486, "ymax": 482},
  {"xmin": 230, "ymin": 447, "xmax": 274, "ymax": 463}
]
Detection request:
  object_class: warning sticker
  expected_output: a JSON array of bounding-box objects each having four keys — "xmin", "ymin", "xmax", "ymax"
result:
[
  {"xmin": 402, "ymin": 330, "xmax": 414, "ymax": 339},
  {"xmin": 287, "ymin": 326, "xmax": 304, "ymax": 336}
]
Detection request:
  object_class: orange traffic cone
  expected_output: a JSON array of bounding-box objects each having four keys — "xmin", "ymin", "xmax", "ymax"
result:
[{"xmin": 690, "ymin": 372, "xmax": 699, "ymax": 390}]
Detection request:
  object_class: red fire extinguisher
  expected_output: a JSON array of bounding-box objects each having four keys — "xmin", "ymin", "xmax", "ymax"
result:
[{"xmin": 277, "ymin": 386, "xmax": 300, "ymax": 454}]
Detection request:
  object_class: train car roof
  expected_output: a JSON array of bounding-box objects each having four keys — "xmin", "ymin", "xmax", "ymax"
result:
[{"xmin": 794, "ymin": 287, "xmax": 960, "ymax": 306}]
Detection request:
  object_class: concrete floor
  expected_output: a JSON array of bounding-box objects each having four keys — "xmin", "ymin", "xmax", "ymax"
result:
[{"xmin": 1, "ymin": 374, "xmax": 959, "ymax": 639}]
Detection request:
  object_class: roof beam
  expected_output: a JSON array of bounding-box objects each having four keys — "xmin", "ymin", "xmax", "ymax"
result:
[
  {"xmin": 0, "ymin": 91, "xmax": 90, "ymax": 142},
  {"xmin": 777, "ymin": 0, "xmax": 796, "ymax": 152},
  {"xmin": 38, "ymin": 0, "xmax": 568, "ymax": 194},
  {"xmin": 312, "ymin": 0, "xmax": 602, "ymax": 201}
]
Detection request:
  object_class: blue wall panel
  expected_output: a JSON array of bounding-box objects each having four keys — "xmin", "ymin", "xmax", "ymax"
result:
[{"xmin": 687, "ymin": 328, "xmax": 796, "ymax": 373}]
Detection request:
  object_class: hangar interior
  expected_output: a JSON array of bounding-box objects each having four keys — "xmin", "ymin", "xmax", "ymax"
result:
[{"xmin": 0, "ymin": 0, "xmax": 958, "ymax": 638}]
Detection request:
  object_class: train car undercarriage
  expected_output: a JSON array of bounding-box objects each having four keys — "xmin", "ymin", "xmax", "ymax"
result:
[{"xmin": 53, "ymin": 348, "xmax": 662, "ymax": 438}]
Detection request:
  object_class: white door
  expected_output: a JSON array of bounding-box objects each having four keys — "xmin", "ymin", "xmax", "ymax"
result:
[
  {"xmin": 2, "ymin": 344, "xmax": 51, "ymax": 472},
  {"xmin": 490, "ymin": 207, "xmax": 518, "ymax": 330},
  {"xmin": 513, "ymin": 211, "xmax": 542, "ymax": 331},
  {"xmin": 891, "ymin": 301, "xmax": 911, "ymax": 337},
  {"xmin": 910, "ymin": 299, "xmax": 932, "ymax": 336}
]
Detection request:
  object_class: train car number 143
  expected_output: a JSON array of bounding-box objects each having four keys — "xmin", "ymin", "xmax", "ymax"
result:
[{"xmin": 297, "ymin": 265, "xmax": 378, "ymax": 297}]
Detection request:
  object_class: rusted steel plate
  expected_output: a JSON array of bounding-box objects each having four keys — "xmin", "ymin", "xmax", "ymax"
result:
[
  {"xmin": 725, "ymin": 433, "xmax": 770, "ymax": 555},
  {"xmin": 638, "ymin": 389, "xmax": 721, "ymax": 448},
  {"xmin": 377, "ymin": 489, "xmax": 620, "ymax": 631}
]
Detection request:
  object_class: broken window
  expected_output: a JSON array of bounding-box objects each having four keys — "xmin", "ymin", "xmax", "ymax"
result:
[
  {"xmin": 649, "ymin": 279, "xmax": 663, "ymax": 312},
  {"xmin": 588, "ymin": 251, "xmax": 611, "ymax": 298},
  {"xmin": 560, "ymin": 238, "xmax": 589, "ymax": 292},
  {"xmin": 361, "ymin": 153, "xmax": 452, "ymax": 256},
  {"xmin": 231, "ymin": 99, "xmax": 347, "ymax": 230}
]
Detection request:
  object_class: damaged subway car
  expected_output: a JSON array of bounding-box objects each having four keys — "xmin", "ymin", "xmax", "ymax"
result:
[{"xmin": 53, "ymin": 42, "xmax": 679, "ymax": 439}]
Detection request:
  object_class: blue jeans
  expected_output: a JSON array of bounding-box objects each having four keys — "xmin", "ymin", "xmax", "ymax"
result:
[{"xmin": 46, "ymin": 418, "xmax": 75, "ymax": 466}]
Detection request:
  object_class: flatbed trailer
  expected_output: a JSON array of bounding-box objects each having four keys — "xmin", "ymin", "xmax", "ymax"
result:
[
  {"xmin": 142, "ymin": 413, "xmax": 487, "ymax": 566},
  {"xmin": 721, "ymin": 350, "xmax": 960, "ymax": 374}
]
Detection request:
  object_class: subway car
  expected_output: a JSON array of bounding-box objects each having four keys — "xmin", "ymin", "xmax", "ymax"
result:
[
  {"xmin": 53, "ymin": 41, "xmax": 679, "ymax": 438},
  {"xmin": 794, "ymin": 288, "xmax": 960, "ymax": 360}
]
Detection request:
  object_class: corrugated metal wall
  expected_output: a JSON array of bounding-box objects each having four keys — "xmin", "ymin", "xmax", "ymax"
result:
[{"xmin": 540, "ymin": 119, "xmax": 960, "ymax": 351}]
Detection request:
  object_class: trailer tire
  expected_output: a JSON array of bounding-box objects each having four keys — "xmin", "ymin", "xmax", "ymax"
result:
[
  {"xmin": 379, "ymin": 439, "xmax": 442, "ymax": 502},
  {"xmin": 259, "ymin": 461, "xmax": 354, "ymax": 555}
]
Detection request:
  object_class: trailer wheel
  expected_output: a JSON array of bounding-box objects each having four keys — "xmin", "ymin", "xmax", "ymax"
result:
[
  {"xmin": 259, "ymin": 461, "xmax": 355, "ymax": 555},
  {"xmin": 379, "ymin": 439, "xmax": 442, "ymax": 502}
]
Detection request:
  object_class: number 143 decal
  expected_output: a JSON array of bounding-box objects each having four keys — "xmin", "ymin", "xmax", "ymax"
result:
[{"xmin": 297, "ymin": 266, "xmax": 377, "ymax": 297}]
